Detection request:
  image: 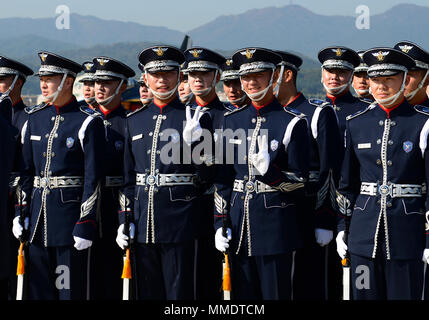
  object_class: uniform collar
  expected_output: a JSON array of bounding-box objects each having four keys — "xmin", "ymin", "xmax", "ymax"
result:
[
  {"xmin": 12, "ymin": 98, "xmax": 25, "ymax": 110},
  {"xmin": 99, "ymin": 103, "xmax": 123, "ymax": 118},
  {"xmin": 284, "ymin": 92, "xmax": 306, "ymax": 109},
  {"xmin": 250, "ymin": 97, "xmax": 280, "ymax": 116},
  {"xmin": 194, "ymin": 95, "xmax": 224, "ymax": 110},
  {"xmin": 52, "ymin": 96, "xmax": 77, "ymax": 114},
  {"xmin": 148, "ymin": 97, "xmax": 183, "ymax": 114},
  {"xmin": 325, "ymin": 90, "xmax": 355, "ymax": 105},
  {"xmin": 376, "ymin": 98, "xmax": 410, "ymax": 119}
]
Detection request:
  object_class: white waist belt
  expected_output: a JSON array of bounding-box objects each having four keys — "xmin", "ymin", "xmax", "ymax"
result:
[
  {"xmin": 136, "ymin": 173, "xmax": 197, "ymax": 187},
  {"xmin": 360, "ymin": 182, "xmax": 425, "ymax": 198},
  {"xmin": 34, "ymin": 176, "xmax": 84, "ymax": 189}
]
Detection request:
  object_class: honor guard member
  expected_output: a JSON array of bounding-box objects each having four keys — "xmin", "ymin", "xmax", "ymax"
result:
[
  {"xmin": 184, "ymin": 47, "xmax": 227, "ymax": 300},
  {"xmin": 137, "ymin": 63, "xmax": 154, "ymax": 107},
  {"xmin": 394, "ymin": 41, "xmax": 429, "ymax": 107},
  {"xmin": 335, "ymin": 48, "xmax": 429, "ymax": 300},
  {"xmin": 318, "ymin": 46, "xmax": 369, "ymax": 136},
  {"xmin": 12, "ymin": 51, "xmax": 105, "ymax": 300},
  {"xmin": 178, "ymin": 62, "xmax": 195, "ymax": 105},
  {"xmin": 221, "ymin": 58, "xmax": 250, "ymax": 112},
  {"xmin": 214, "ymin": 48, "xmax": 310, "ymax": 299},
  {"xmin": 90, "ymin": 56, "xmax": 135, "ymax": 300},
  {"xmin": 0, "ymin": 56, "xmax": 31, "ymax": 298},
  {"xmin": 273, "ymin": 50, "xmax": 343, "ymax": 300},
  {"xmin": 116, "ymin": 45, "xmax": 212, "ymax": 299},
  {"xmin": 78, "ymin": 61, "xmax": 98, "ymax": 110},
  {"xmin": 352, "ymin": 51, "xmax": 374, "ymax": 101},
  {"xmin": 0, "ymin": 56, "xmax": 33, "ymax": 299}
]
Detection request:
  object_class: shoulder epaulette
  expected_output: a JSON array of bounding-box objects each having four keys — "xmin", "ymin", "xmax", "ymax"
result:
[
  {"xmin": 24, "ymin": 102, "xmax": 49, "ymax": 114},
  {"xmin": 414, "ymin": 104, "xmax": 429, "ymax": 116},
  {"xmin": 308, "ymin": 98, "xmax": 331, "ymax": 108},
  {"xmin": 346, "ymin": 103, "xmax": 376, "ymax": 121},
  {"xmin": 359, "ymin": 97, "xmax": 373, "ymax": 104},
  {"xmin": 126, "ymin": 104, "xmax": 149, "ymax": 118},
  {"xmin": 79, "ymin": 105, "xmax": 102, "ymax": 117},
  {"xmin": 224, "ymin": 104, "xmax": 248, "ymax": 117},
  {"xmin": 283, "ymin": 106, "xmax": 306, "ymax": 118}
]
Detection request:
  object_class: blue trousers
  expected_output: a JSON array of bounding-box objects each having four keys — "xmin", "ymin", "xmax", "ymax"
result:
[
  {"xmin": 230, "ymin": 252, "xmax": 293, "ymax": 300},
  {"xmin": 134, "ymin": 241, "xmax": 194, "ymax": 300},
  {"xmin": 350, "ymin": 253, "xmax": 424, "ymax": 300},
  {"xmin": 27, "ymin": 241, "xmax": 91, "ymax": 300}
]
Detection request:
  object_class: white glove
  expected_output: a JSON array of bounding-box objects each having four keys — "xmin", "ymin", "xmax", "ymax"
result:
[
  {"xmin": 315, "ymin": 228, "xmax": 333, "ymax": 247},
  {"xmin": 73, "ymin": 236, "xmax": 93, "ymax": 250},
  {"xmin": 116, "ymin": 223, "xmax": 135, "ymax": 250},
  {"xmin": 422, "ymin": 249, "xmax": 429, "ymax": 264},
  {"xmin": 12, "ymin": 216, "xmax": 29, "ymax": 239},
  {"xmin": 215, "ymin": 227, "xmax": 232, "ymax": 253},
  {"xmin": 336, "ymin": 231, "xmax": 348, "ymax": 260},
  {"xmin": 183, "ymin": 105, "xmax": 203, "ymax": 146},
  {"xmin": 250, "ymin": 135, "xmax": 270, "ymax": 176}
]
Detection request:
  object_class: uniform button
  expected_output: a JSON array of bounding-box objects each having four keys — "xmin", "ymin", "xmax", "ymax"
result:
[
  {"xmin": 40, "ymin": 172, "xmax": 44, "ymax": 176},
  {"xmin": 377, "ymin": 139, "xmax": 381, "ymax": 144},
  {"xmin": 46, "ymin": 190, "xmax": 50, "ymax": 195},
  {"xmin": 247, "ymin": 137, "xmax": 251, "ymax": 141},
  {"xmin": 60, "ymin": 116, "xmax": 65, "ymax": 121},
  {"xmin": 243, "ymin": 156, "xmax": 247, "ymax": 161},
  {"xmin": 261, "ymin": 117, "xmax": 266, "ymax": 123},
  {"xmin": 153, "ymin": 115, "xmax": 157, "ymax": 120},
  {"xmin": 251, "ymin": 118, "xmax": 256, "ymax": 123},
  {"xmin": 147, "ymin": 150, "xmax": 151, "ymax": 154},
  {"xmin": 241, "ymin": 195, "xmax": 245, "ymax": 200},
  {"xmin": 144, "ymin": 187, "xmax": 149, "ymax": 192},
  {"xmin": 388, "ymin": 140, "xmax": 393, "ymax": 145},
  {"xmin": 42, "ymin": 152, "xmax": 46, "ymax": 157},
  {"xmin": 51, "ymin": 116, "xmax": 55, "ymax": 121},
  {"xmin": 243, "ymin": 175, "xmax": 248, "ymax": 180},
  {"xmin": 159, "ymin": 132, "xmax": 163, "ymax": 136},
  {"xmin": 391, "ymin": 121, "xmax": 396, "ymax": 126},
  {"xmin": 281, "ymin": 202, "xmax": 286, "ymax": 207},
  {"xmin": 156, "ymin": 150, "xmax": 161, "ymax": 154},
  {"xmin": 54, "ymin": 133, "xmax": 58, "ymax": 138},
  {"xmin": 185, "ymin": 196, "xmax": 190, "ymax": 200},
  {"xmin": 376, "ymin": 159, "xmax": 381, "ymax": 165},
  {"xmin": 51, "ymin": 152, "xmax": 55, "ymax": 157},
  {"xmin": 387, "ymin": 160, "xmax": 392, "ymax": 166},
  {"xmin": 162, "ymin": 115, "xmax": 167, "ymax": 120},
  {"xmin": 377, "ymin": 200, "xmax": 381, "ymax": 205},
  {"xmin": 248, "ymin": 194, "xmax": 253, "ymax": 199},
  {"xmin": 149, "ymin": 132, "xmax": 153, "ymax": 136},
  {"xmin": 45, "ymin": 134, "xmax": 49, "ymax": 138},
  {"xmin": 379, "ymin": 120, "xmax": 384, "ymax": 126},
  {"xmin": 387, "ymin": 202, "xmax": 392, "ymax": 207}
]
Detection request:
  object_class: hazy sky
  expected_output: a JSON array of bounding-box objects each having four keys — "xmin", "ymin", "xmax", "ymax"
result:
[{"xmin": 3, "ymin": 0, "xmax": 428, "ymax": 32}]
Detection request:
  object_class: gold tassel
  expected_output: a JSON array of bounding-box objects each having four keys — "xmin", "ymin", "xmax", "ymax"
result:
[{"xmin": 121, "ymin": 249, "xmax": 132, "ymax": 279}]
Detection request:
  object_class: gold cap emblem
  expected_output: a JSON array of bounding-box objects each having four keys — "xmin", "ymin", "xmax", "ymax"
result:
[
  {"xmin": 191, "ymin": 49, "xmax": 202, "ymax": 58},
  {"xmin": 335, "ymin": 48, "xmax": 343, "ymax": 57},
  {"xmin": 97, "ymin": 58, "xmax": 109, "ymax": 66},
  {"xmin": 226, "ymin": 59, "xmax": 232, "ymax": 66},
  {"xmin": 84, "ymin": 63, "xmax": 93, "ymax": 71},
  {"xmin": 399, "ymin": 45, "xmax": 413, "ymax": 54},
  {"xmin": 39, "ymin": 53, "xmax": 48, "ymax": 62}
]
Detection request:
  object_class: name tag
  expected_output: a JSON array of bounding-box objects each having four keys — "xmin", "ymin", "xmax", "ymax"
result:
[
  {"xmin": 132, "ymin": 134, "xmax": 143, "ymax": 141},
  {"xmin": 229, "ymin": 138, "xmax": 242, "ymax": 145},
  {"xmin": 30, "ymin": 135, "xmax": 41, "ymax": 141},
  {"xmin": 358, "ymin": 143, "xmax": 371, "ymax": 149}
]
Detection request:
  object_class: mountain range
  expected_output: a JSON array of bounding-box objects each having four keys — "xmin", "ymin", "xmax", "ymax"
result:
[{"xmin": 1, "ymin": 3, "xmax": 427, "ymax": 95}]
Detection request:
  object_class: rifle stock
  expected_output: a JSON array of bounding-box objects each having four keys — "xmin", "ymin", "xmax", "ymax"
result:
[
  {"xmin": 341, "ymin": 216, "xmax": 351, "ymax": 300},
  {"xmin": 121, "ymin": 211, "xmax": 132, "ymax": 300},
  {"xmin": 222, "ymin": 218, "xmax": 231, "ymax": 300}
]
